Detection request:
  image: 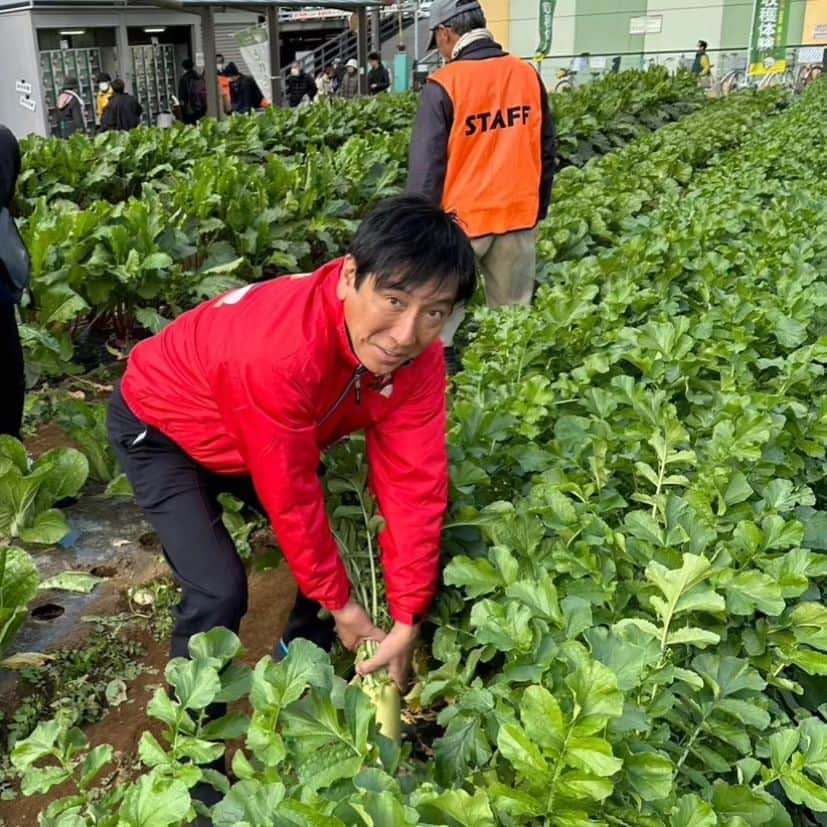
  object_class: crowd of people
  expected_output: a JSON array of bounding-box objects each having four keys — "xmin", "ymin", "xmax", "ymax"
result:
[{"xmin": 54, "ymin": 48, "xmax": 393, "ymax": 137}]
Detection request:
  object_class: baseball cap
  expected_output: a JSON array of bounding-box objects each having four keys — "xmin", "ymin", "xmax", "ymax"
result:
[{"xmin": 427, "ymin": 0, "xmax": 482, "ymax": 50}]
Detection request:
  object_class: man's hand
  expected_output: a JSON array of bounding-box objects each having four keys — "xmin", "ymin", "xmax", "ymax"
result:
[
  {"xmin": 356, "ymin": 621, "xmax": 419, "ymax": 690},
  {"xmin": 331, "ymin": 599, "xmax": 385, "ymax": 651}
]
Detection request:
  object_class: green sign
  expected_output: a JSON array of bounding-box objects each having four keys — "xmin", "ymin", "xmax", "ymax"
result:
[
  {"xmin": 535, "ymin": 0, "xmax": 558, "ymax": 62},
  {"xmin": 749, "ymin": 0, "xmax": 792, "ymax": 74}
]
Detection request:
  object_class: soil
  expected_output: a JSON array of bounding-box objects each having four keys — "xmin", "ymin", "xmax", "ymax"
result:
[
  {"xmin": 0, "ymin": 547, "xmax": 297, "ymax": 827},
  {"xmin": 24, "ymin": 421, "xmax": 77, "ymax": 457}
]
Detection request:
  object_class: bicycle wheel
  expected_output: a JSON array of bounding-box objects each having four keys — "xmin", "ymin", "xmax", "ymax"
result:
[
  {"xmin": 721, "ymin": 69, "xmax": 744, "ymax": 96},
  {"xmin": 554, "ymin": 77, "xmax": 574, "ymax": 93}
]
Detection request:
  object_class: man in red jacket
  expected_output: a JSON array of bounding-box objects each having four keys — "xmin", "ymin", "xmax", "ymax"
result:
[{"xmin": 108, "ymin": 195, "xmax": 476, "ymax": 690}]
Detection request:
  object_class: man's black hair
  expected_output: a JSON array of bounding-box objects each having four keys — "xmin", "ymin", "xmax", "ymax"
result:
[
  {"xmin": 698, "ymin": 40, "xmax": 708, "ymax": 50},
  {"xmin": 368, "ymin": 51, "xmax": 381, "ymax": 61},
  {"xmin": 348, "ymin": 194, "xmax": 477, "ymax": 305},
  {"xmin": 111, "ymin": 78, "xmax": 125, "ymax": 94},
  {"xmin": 182, "ymin": 58, "xmax": 194, "ymax": 70},
  {"xmin": 216, "ymin": 53, "xmax": 224, "ymax": 60}
]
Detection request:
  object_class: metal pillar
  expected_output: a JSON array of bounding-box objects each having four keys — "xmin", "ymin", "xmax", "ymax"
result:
[
  {"xmin": 266, "ymin": 6, "xmax": 283, "ymax": 106},
  {"xmin": 357, "ymin": 6, "xmax": 369, "ymax": 94},
  {"xmin": 200, "ymin": 7, "xmax": 221, "ymax": 118},
  {"xmin": 370, "ymin": 7, "xmax": 380, "ymax": 53}
]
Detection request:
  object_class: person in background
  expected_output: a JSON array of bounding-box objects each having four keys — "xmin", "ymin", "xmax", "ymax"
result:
[
  {"xmin": 570, "ymin": 51, "xmax": 591, "ymax": 85},
  {"xmin": 0, "ymin": 126, "xmax": 27, "ymax": 440},
  {"xmin": 316, "ymin": 63, "xmax": 337, "ymax": 99},
  {"xmin": 285, "ymin": 60, "xmax": 318, "ymax": 107},
  {"xmin": 338, "ymin": 58, "xmax": 360, "ymax": 99},
  {"xmin": 216, "ymin": 53, "xmax": 232, "ymax": 112},
  {"xmin": 55, "ymin": 76, "xmax": 85, "ymax": 138},
  {"xmin": 407, "ymin": 0, "xmax": 556, "ymax": 372},
  {"xmin": 332, "ymin": 57, "xmax": 345, "ymax": 92},
  {"xmin": 95, "ymin": 72, "xmax": 114, "ymax": 126},
  {"xmin": 222, "ymin": 62, "xmax": 264, "ymax": 114},
  {"xmin": 368, "ymin": 51, "xmax": 391, "ymax": 94},
  {"xmin": 100, "ymin": 79, "xmax": 143, "ymax": 131},
  {"xmin": 692, "ymin": 40, "xmax": 712, "ymax": 86},
  {"xmin": 178, "ymin": 58, "xmax": 206, "ymax": 124}
]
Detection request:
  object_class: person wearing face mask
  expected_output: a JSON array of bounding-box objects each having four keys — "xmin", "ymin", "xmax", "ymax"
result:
[
  {"xmin": 285, "ymin": 60, "xmax": 317, "ymax": 107},
  {"xmin": 216, "ymin": 53, "xmax": 232, "ymax": 112},
  {"xmin": 338, "ymin": 58, "xmax": 360, "ymax": 99},
  {"xmin": 100, "ymin": 79, "xmax": 143, "ymax": 131},
  {"xmin": 407, "ymin": 0, "xmax": 556, "ymax": 373},
  {"xmin": 0, "ymin": 125, "xmax": 29, "ymax": 440},
  {"xmin": 95, "ymin": 72, "xmax": 114, "ymax": 126}
]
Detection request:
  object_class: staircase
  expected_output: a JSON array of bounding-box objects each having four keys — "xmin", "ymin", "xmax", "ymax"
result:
[{"xmin": 281, "ymin": 4, "xmax": 420, "ymax": 76}]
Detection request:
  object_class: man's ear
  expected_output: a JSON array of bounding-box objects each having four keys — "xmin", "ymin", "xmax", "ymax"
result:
[{"xmin": 337, "ymin": 255, "xmax": 358, "ymax": 300}]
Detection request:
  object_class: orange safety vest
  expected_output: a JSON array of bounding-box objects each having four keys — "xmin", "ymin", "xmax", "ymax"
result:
[{"xmin": 429, "ymin": 55, "xmax": 543, "ymax": 239}]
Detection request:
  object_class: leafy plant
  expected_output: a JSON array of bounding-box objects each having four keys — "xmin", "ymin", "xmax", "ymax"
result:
[
  {"xmin": 0, "ymin": 436, "xmax": 88, "ymax": 543},
  {"xmin": 0, "ymin": 546, "xmax": 38, "ymax": 661}
]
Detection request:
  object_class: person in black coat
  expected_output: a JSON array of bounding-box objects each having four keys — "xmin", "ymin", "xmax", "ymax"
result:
[
  {"xmin": 100, "ymin": 79, "xmax": 143, "ymax": 131},
  {"xmin": 285, "ymin": 61, "xmax": 317, "ymax": 107},
  {"xmin": 177, "ymin": 58, "xmax": 206, "ymax": 124},
  {"xmin": 0, "ymin": 125, "xmax": 26, "ymax": 438},
  {"xmin": 55, "ymin": 76, "xmax": 85, "ymax": 137},
  {"xmin": 367, "ymin": 52, "xmax": 390, "ymax": 94},
  {"xmin": 222, "ymin": 62, "xmax": 265, "ymax": 114}
]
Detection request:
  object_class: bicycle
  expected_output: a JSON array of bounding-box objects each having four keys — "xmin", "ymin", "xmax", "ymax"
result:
[
  {"xmin": 553, "ymin": 68, "xmax": 575, "ymax": 93},
  {"xmin": 795, "ymin": 62, "xmax": 823, "ymax": 92}
]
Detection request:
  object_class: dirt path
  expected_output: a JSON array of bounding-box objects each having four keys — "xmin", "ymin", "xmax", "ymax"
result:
[{"xmin": 0, "ymin": 563, "xmax": 297, "ymax": 827}]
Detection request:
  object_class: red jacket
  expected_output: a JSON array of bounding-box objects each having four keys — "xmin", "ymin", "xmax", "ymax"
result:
[{"xmin": 121, "ymin": 258, "xmax": 448, "ymax": 625}]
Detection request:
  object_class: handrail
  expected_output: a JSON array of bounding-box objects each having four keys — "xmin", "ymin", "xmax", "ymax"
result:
[{"xmin": 280, "ymin": 5, "xmax": 416, "ymax": 75}]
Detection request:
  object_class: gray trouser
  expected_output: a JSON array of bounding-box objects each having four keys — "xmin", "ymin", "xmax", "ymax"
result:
[{"xmin": 441, "ymin": 226, "xmax": 538, "ymax": 347}]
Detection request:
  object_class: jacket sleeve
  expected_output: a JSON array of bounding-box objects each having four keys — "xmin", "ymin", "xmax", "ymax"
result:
[
  {"xmin": 100, "ymin": 102, "xmax": 114, "ymax": 131},
  {"xmin": 406, "ymin": 80, "xmax": 453, "ymax": 205},
  {"xmin": 537, "ymin": 73, "xmax": 556, "ymax": 222},
  {"xmin": 218, "ymin": 361, "xmax": 351, "ymax": 612},
  {"xmin": 365, "ymin": 355, "xmax": 448, "ymax": 625},
  {"xmin": 377, "ymin": 67, "xmax": 391, "ymax": 92}
]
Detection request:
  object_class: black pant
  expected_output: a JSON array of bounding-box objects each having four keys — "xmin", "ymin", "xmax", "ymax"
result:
[
  {"xmin": 107, "ymin": 383, "xmax": 334, "ymax": 661},
  {"xmin": 0, "ymin": 301, "xmax": 24, "ymax": 440}
]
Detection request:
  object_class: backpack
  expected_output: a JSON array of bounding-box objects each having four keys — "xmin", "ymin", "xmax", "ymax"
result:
[
  {"xmin": 0, "ymin": 207, "xmax": 31, "ymax": 303},
  {"xmin": 186, "ymin": 73, "xmax": 208, "ymax": 114}
]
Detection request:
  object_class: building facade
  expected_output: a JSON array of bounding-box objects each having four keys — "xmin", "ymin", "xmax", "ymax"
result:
[{"xmin": 482, "ymin": 0, "xmax": 827, "ymax": 82}]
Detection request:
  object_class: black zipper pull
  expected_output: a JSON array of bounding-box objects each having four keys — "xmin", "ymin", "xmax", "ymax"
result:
[{"xmin": 355, "ymin": 368, "xmax": 364, "ymax": 405}]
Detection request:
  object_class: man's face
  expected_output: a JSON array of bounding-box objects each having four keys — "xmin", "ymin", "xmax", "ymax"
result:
[
  {"xmin": 370, "ymin": 59, "xmax": 379, "ymax": 69},
  {"xmin": 337, "ymin": 256, "xmax": 456, "ymax": 375},
  {"xmin": 435, "ymin": 26, "xmax": 453, "ymax": 61}
]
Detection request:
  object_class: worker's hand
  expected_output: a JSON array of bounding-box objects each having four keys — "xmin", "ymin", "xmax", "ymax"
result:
[
  {"xmin": 331, "ymin": 599, "xmax": 385, "ymax": 651},
  {"xmin": 356, "ymin": 621, "xmax": 419, "ymax": 690}
]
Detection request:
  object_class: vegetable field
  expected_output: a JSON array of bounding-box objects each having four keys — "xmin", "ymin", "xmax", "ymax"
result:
[{"xmin": 2, "ymin": 69, "xmax": 827, "ymax": 827}]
